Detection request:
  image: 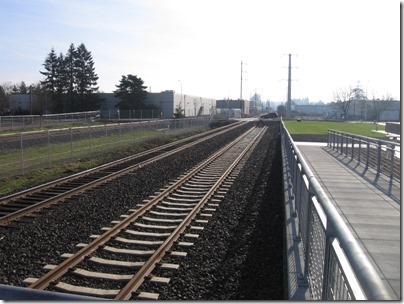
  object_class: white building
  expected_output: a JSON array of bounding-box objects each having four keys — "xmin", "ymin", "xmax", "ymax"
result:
[{"xmin": 99, "ymin": 91, "xmax": 216, "ymax": 119}]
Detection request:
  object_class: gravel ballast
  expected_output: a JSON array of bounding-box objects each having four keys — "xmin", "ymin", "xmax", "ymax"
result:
[
  {"xmin": 0, "ymin": 121, "xmax": 285, "ymax": 300},
  {"xmin": 157, "ymin": 122, "xmax": 285, "ymax": 300}
]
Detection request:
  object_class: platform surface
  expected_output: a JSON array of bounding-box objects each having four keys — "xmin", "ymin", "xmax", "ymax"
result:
[{"xmin": 296, "ymin": 142, "xmax": 400, "ymax": 300}]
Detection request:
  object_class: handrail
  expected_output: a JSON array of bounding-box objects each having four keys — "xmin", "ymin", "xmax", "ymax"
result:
[
  {"xmin": 328, "ymin": 128, "xmax": 400, "ymax": 148},
  {"xmin": 281, "ymin": 121, "xmax": 391, "ymax": 300},
  {"xmin": 327, "ymin": 130, "xmax": 400, "ymax": 196}
]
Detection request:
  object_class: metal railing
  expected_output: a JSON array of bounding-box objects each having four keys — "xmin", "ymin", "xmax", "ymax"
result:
[
  {"xmin": 327, "ymin": 130, "xmax": 400, "ymax": 195},
  {"xmin": 280, "ymin": 122, "xmax": 391, "ymax": 300}
]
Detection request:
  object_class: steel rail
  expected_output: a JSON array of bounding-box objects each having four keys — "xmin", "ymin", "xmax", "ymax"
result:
[
  {"xmin": 0, "ymin": 122, "xmax": 247, "ymax": 226},
  {"xmin": 116, "ymin": 126, "xmax": 267, "ymax": 300},
  {"xmin": 27, "ymin": 126, "xmax": 261, "ymax": 292}
]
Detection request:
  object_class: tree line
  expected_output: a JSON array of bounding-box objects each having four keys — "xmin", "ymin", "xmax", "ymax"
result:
[
  {"xmin": 0, "ymin": 43, "xmax": 152, "ymax": 116},
  {"xmin": 330, "ymin": 84, "xmax": 395, "ymax": 122},
  {"xmin": 40, "ymin": 43, "xmax": 100, "ymax": 113},
  {"xmin": 273, "ymin": 84, "xmax": 396, "ymax": 122}
]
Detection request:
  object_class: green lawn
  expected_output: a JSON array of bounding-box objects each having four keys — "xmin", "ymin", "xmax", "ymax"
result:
[
  {"xmin": 0, "ymin": 126, "xmax": 205, "ymax": 196},
  {"xmin": 283, "ymin": 120, "xmax": 385, "ymax": 138}
]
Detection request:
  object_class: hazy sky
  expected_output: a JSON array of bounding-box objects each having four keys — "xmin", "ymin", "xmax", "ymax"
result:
[{"xmin": 0, "ymin": 0, "xmax": 400, "ymax": 102}]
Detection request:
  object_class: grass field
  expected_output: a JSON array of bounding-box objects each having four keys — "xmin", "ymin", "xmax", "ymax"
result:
[
  {"xmin": 0, "ymin": 126, "xmax": 205, "ymax": 196},
  {"xmin": 283, "ymin": 120, "xmax": 386, "ymax": 138}
]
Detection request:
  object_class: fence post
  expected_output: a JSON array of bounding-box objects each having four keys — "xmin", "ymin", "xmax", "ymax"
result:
[
  {"xmin": 20, "ymin": 132, "xmax": 24, "ymax": 175},
  {"xmin": 88, "ymin": 125, "xmax": 92, "ymax": 155},
  {"xmin": 70, "ymin": 128, "xmax": 73, "ymax": 159},
  {"xmin": 48, "ymin": 130, "xmax": 51, "ymax": 167},
  {"xmin": 119, "ymin": 123, "xmax": 122, "ymax": 150}
]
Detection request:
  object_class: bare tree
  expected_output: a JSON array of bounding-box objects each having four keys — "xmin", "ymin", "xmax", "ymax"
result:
[
  {"xmin": 330, "ymin": 87, "xmax": 353, "ymax": 121},
  {"xmin": 371, "ymin": 93, "xmax": 394, "ymax": 122}
]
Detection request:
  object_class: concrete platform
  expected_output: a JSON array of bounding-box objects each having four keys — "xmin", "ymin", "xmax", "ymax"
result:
[{"xmin": 296, "ymin": 142, "xmax": 400, "ymax": 300}]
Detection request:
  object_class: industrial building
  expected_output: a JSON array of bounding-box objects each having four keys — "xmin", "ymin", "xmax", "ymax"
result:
[
  {"xmin": 215, "ymin": 99, "xmax": 250, "ymax": 118},
  {"xmin": 99, "ymin": 91, "xmax": 217, "ymax": 119},
  {"xmin": 6, "ymin": 91, "xmax": 217, "ymax": 119}
]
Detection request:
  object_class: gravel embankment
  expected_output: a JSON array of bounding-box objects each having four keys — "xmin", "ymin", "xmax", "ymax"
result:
[{"xmin": 0, "ymin": 121, "xmax": 285, "ymax": 300}]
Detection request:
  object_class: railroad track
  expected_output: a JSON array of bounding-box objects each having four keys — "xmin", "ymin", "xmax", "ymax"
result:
[
  {"xmin": 23, "ymin": 126, "xmax": 267, "ymax": 300},
  {"xmin": 0, "ymin": 122, "xmax": 247, "ymax": 226}
]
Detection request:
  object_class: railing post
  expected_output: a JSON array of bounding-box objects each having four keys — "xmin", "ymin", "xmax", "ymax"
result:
[
  {"xmin": 376, "ymin": 141, "xmax": 382, "ymax": 179},
  {"xmin": 335, "ymin": 132, "xmax": 340, "ymax": 152},
  {"xmin": 351, "ymin": 135, "xmax": 354, "ymax": 160},
  {"xmin": 365, "ymin": 142, "xmax": 370, "ymax": 171},
  {"xmin": 332, "ymin": 131, "xmax": 336, "ymax": 149},
  {"xmin": 303, "ymin": 183, "xmax": 314, "ymax": 285},
  {"xmin": 327, "ymin": 131, "xmax": 330, "ymax": 147},
  {"xmin": 358, "ymin": 138, "xmax": 361, "ymax": 163},
  {"xmin": 388, "ymin": 144, "xmax": 395, "ymax": 195},
  {"xmin": 341, "ymin": 133, "xmax": 344, "ymax": 155},
  {"xmin": 321, "ymin": 232, "xmax": 333, "ymax": 300}
]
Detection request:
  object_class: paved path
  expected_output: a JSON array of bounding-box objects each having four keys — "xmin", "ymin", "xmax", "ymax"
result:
[{"xmin": 296, "ymin": 142, "xmax": 400, "ymax": 300}]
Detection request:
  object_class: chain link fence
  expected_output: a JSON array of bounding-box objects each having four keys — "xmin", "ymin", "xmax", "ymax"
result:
[
  {"xmin": 0, "ymin": 117, "xmax": 209, "ymax": 179},
  {"xmin": 0, "ymin": 111, "xmax": 100, "ymax": 132}
]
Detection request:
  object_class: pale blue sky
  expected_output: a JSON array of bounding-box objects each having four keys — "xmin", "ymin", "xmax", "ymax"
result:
[{"xmin": 0, "ymin": 0, "xmax": 400, "ymax": 102}]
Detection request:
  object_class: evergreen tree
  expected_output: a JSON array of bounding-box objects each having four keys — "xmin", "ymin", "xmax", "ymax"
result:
[
  {"xmin": 114, "ymin": 74, "xmax": 147, "ymax": 110},
  {"xmin": 74, "ymin": 43, "xmax": 100, "ymax": 111},
  {"xmin": 53, "ymin": 52, "xmax": 67, "ymax": 113},
  {"xmin": 40, "ymin": 49, "xmax": 65, "ymax": 113},
  {"xmin": 40, "ymin": 48, "xmax": 58, "ymax": 95},
  {"xmin": 0, "ymin": 85, "xmax": 8, "ymax": 115},
  {"xmin": 64, "ymin": 43, "xmax": 77, "ymax": 112},
  {"xmin": 40, "ymin": 43, "xmax": 100, "ymax": 113}
]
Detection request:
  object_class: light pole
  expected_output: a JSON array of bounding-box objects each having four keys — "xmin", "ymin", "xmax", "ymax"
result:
[{"xmin": 178, "ymin": 80, "xmax": 183, "ymax": 116}]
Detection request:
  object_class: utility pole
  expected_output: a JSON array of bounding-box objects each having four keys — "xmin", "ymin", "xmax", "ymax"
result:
[{"xmin": 287, "ymin": 54, "xmax": 292, "ymax": 118}]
